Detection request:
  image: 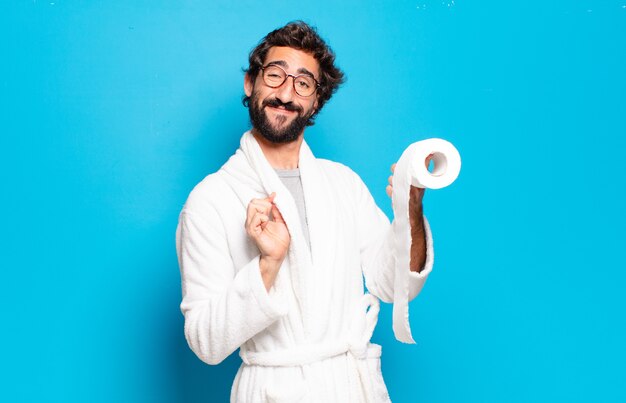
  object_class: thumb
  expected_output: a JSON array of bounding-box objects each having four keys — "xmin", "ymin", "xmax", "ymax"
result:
[
  {"xmin": 271, "ymin": 204, "xmax": 286, "ymax": 224},
  {"xmin": 425, "ymin": 154, "xmax": 434, "ymax": 169}
]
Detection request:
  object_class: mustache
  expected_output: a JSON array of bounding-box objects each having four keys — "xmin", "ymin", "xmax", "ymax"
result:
[{"xmin": 262, "ymin": 98, "xmax": 303, "ymax": 113}]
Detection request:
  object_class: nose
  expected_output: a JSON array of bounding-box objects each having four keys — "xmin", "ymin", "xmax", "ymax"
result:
[{"xmin": 274, "ymin": 76, "xmax": 297, "ymax": 103}]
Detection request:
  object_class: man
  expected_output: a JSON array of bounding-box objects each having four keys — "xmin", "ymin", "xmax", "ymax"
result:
[{"xmin": 176, "ymin": 21, "xmax": 434, "ymax": 402}]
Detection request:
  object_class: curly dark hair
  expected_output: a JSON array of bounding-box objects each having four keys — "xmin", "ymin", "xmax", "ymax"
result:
[{"xmin": 243, "ymin": 21, "xmax": 345, "ymax": 123}]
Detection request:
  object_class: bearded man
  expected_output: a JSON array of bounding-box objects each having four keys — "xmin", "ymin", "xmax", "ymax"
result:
[{"xmin": 176, "ymin": 21, "xmax": 434, "ymax": 402}]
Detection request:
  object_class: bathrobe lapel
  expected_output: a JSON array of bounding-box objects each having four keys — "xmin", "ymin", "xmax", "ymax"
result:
[
  {"xmin": 241, "ymin": 131, "xmax": 322, "ymax": 339},
  {"xmin": 298, "ymin": 140, "xmax": 347, "ymax": 338},
  {"xmin": 223, "ymin": 131, "xmax": 351, "ymax": 341}
]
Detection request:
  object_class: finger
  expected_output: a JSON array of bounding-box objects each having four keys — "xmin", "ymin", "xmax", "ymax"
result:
[
  {"xmin": 271, "ymin": 204, "xmax": 286, "ymax": 224},
  {"xmin": 251, "ymin": 198, "xmax": 273, "ymax": 209},
  {"xmin": 248, "ymin": 198, "xmax": 272, "ymax": 211},
  {"xmin": 386, "ymin": 184, "xmax": 392, "ymax": 198},
  {"xmin": 249, "ymin": 199, "xmax": 273, "ymax": 215},
  {"xmin": 248, "ymin": 211, "xmax": 269, "ymax": 229},
  {"xmin": 390, "ymin": 163, "xmax": 396, "ymax": 174},
  {"xmin": 425, "ymin": 153, "xmax": 434, "ymax": 169},
  {"xmin": 256, "ymin": 192, "xmax": 276, "ymax": 214},
  {"xmin": 247, "ymin": 212, "xmax": 269, "ymax": 235},
  {"xmin": 247, "ymin": 205, "xmax": 265, "ymax": 226},
  {"xmin": 245, "ymin": 203, "xmax": 257, "ymax": 228},
  {"xmin": 388, "ymin": 175, "xmax": 393, "ymax": 185},
  {"xmin": 259, "ymin": 213, "xmax": 270, "ymax": 230}
]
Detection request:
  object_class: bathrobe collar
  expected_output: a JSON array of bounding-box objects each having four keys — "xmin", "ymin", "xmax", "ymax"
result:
[{"xmin": 221, "ymin": 130, "xmax": 341, "ymax": 339}]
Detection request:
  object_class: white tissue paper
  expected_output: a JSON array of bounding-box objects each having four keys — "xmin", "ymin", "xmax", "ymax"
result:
[{"xmin": 391, "ymin": 138, "xmax": 461, "ymax": 343}]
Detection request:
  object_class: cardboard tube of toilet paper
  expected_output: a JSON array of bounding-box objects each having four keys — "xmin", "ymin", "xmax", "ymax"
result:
[{"xmin": 391, "ymin": 138, "xmax": 461, "ymax": 344}]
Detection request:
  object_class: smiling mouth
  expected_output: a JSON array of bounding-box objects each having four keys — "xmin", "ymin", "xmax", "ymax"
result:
[{"xmin": 267, "ymin": 105, "xmax": 297, "ymax": 114}]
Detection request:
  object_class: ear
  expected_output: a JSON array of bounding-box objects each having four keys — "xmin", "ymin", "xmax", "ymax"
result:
[{"xmin": 244, "ymin": 73, "xmax": 254, "ymax": 97}]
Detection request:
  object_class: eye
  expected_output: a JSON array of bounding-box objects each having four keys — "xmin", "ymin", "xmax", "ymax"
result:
[{"xmin": 296, "ymin": 79, "xmax": 311, "ymax": 89}]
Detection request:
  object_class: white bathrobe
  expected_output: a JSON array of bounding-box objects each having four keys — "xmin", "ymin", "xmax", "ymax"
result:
[{"xmin": 176, "ymin": 131, "xmax": 434, "ymax": 403}]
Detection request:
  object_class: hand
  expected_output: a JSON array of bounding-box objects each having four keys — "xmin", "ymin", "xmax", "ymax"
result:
[
  {"xmin": 387, "ymin": 156, "xmax": 433, "ymax": 272},
  {"xmin": 245, "ymin": 192, "xmax": 290, "ymax": 263},
  {"xmin": 246, "ymin": 193, "xmax": 291, "ymax": 290},
  {"xmin": 386, "ymin": 155, "xmax": 434, "ymax": 207}
]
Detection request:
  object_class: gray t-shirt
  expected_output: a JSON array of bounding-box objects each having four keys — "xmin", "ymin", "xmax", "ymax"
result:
[{"xmin": 275, "ymin": 168, "xmax": 311, "ymax": 250}]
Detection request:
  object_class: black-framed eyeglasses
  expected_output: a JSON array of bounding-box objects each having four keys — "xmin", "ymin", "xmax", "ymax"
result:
[{"xmin": 260, "ymin": 64, "xmax": 320, "ymax": 97}]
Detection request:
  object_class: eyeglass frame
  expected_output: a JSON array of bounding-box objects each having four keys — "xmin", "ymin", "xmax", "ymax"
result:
[{"xmin": 259, "ymin": 64, "xmax": 320, "ymax": 97}]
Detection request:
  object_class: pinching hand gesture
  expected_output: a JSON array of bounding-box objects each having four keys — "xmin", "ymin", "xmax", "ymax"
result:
[{"xmin": 245, "ymin": 192, "xmax": 290, "ymax": 290}]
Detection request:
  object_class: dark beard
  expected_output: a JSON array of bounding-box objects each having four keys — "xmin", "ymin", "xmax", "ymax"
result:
[{"xmin": 248, "ymin": 91, "xmax": 313, "ymax": 144}]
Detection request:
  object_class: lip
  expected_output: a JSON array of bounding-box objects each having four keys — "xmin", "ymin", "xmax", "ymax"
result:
[{"xmin": 266, "ymin": 105, "xmax": 297, "ymax": 114}]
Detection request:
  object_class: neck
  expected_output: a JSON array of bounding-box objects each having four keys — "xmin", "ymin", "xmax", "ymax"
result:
[{"xmin": 251, "ymin": 129, "xmax": 303, "ymax": 169}]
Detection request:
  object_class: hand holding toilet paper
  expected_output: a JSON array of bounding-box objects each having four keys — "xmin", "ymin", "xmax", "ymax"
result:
[{"xmin": 391, "ymin": 138, "xmax": 461, "ymax": 344}]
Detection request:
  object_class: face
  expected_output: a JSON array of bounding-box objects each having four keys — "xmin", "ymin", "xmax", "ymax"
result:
[{"xmin": 245, "ymin": 47, "xmax": 320, "ymax": 144}]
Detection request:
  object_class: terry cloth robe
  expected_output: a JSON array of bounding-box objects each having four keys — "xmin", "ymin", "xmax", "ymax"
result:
[{"xmin": 176, "ymin": 131, "xmax": 434, "ymax": 403}]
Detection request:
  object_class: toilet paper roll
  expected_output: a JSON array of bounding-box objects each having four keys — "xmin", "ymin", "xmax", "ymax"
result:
[
  {"xmin": 408, "ymin": 139, "xmax": 461, "ymax": 189},
  {"xmin": 391, "ymin": 138, "xmax": 461, "ymax": 344}
]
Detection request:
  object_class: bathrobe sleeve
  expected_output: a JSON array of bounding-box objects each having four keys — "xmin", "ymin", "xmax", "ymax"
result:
[
  {"xmin": 176, "ymin": 207, "xmax": 288, "ymax": 365},
  {"xmin": 351, "ymin": 172, "xmax": 434, "ymax": 304}
]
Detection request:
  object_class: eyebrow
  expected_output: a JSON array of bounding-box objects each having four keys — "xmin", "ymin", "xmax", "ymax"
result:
[{"xmin": 266, "ymin": 60, "xmax": 317, "ymax": 79}]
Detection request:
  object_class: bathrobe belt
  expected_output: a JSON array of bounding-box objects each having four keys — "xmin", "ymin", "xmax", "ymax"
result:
[{"xmin": 239, "ymin": 294, "xmax": 382, "ymax": 402}]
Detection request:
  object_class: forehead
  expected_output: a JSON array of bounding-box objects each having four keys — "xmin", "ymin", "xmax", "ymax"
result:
[{"xmin": 263, "ymin": 46, "xmax": 320, "ymax": 78}]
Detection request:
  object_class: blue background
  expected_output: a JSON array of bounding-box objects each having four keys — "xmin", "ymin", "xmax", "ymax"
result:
[{"xmin": 2, "ymin": 1, "xmax": 625, "ymax": 402}]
